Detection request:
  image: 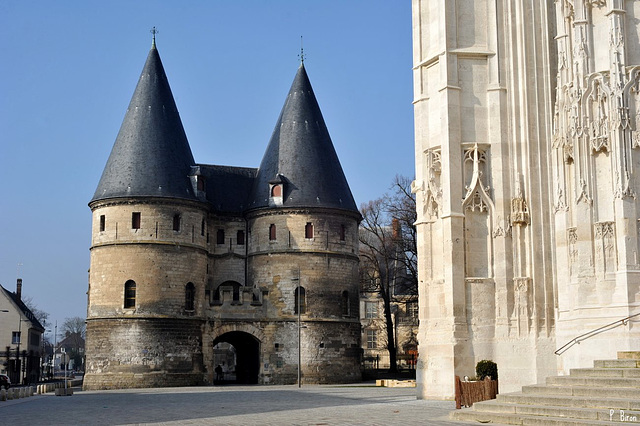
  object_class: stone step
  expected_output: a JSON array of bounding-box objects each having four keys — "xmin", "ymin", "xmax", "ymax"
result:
[
  {"xmin": 546, "ymin": 374, "xmax": 640, "ymax": 388},
  {"xmin": 522, "ymin": 383, "xmax": 640, "ymax": 399},
  {"xmin": 594, "ymin": 359, "xmax": 640, "ymax": 368},
  {"xmin": 471, "ymin": 400, "xmax": 640, "ymax": 422},
  {"xmin": 618, "ymin": 351, "xmax": 640, "ymax": 360},
  {"xmin": 570, "ymin": 367, "xmax": 640, "ymax": 378},
  {"xmin": 451, "ymin": 407, "xmax": 639, "ymax": 425},
  {"xmin": 496, "ymin": 392, "xmax": 640, "ymax": 410}
]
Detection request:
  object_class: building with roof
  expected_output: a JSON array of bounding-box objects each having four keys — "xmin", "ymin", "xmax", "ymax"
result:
[
  {"xmin": 412, "ymin": 0, "xmax": 640, "ymax": 399},
  {"xmin": 85, "ymin": 37, "xmax": 362, "ymax": 389},
  {"xmin": 0, "ymin": 279, "xmax": 46, "ymax": 385}
]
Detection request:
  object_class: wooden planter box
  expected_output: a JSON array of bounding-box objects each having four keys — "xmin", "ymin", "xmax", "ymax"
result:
[{"xmin": 455, "ymin": 375, "xmax": 498, "ymax": 409}]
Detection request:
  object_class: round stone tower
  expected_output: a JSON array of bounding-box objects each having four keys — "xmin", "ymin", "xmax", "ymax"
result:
[
  {"xmin": 85, "ymin": 39, "xmax": 208, "ymax": 389},
  {"xmin": 245, "ymin": 64, "xmax": 362, "ymax": 384}
]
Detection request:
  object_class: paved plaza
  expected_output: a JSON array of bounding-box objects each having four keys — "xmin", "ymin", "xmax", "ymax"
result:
[{"xmin": 0, "ymin": 383, "xmax": 470, "ymax": 425}]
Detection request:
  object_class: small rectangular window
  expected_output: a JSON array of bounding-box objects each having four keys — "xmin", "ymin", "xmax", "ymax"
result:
[
  {"xmin": 365, "ymin": 301, "xmax": 378, "ymax": 319},
  {"xmin": 340, "ymin": 224, "xmax": 346, "ymax": 241},
  {"xmin": 269, "ymin": 224, "xmax": 276, "ymax": 241},
  {"xmin": 237, "ymin": 230, "xmax": 245, "ymax": 245},
  {"xmin": 132, "ymin": 212, "xmax": 141, "ymax": 229},
  {"xmin": 99, "ymin": 215, "xmax": 106, "ymax": 232},
  {"xmin": 217, "ymin": 229, "xmax": 225, "ymax": 245},
  {"xmin": 201, "ymin": 219, "xmax": 205, "ymax": 236},
  {"xmin": 173, "ymin": 214, "xmax": 181, "ymax": 232},
  {"xmin": 366, "ymin": 329, "xmax": 377, "ymax": 349},
  {"xmin": 305, "ymin": 222, "xmax": 313, "ymax": 239},
  {"xmin": 12, "ymin": 331, "xmax": 20, "ymax": 344}
]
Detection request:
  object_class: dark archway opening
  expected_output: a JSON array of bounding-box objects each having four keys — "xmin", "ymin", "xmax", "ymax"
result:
[{"xmin": 212, "ymin": 331, "xmax": 260, "ymax": 384}]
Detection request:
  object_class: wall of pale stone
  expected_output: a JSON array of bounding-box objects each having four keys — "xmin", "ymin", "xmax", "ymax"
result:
[{"xmin": 84, "ymin": 317, "xmax": 204, "ymax": 390}]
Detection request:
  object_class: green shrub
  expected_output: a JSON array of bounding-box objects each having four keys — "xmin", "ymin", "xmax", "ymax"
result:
[{"xmin": 476, "ymin": 359, "xmax": 498, "ymax": 380}]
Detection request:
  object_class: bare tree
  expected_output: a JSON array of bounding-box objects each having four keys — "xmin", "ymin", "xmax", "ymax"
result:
[
  {"xmin": 359, "ymin": 175, "xmax": 417, "ymax": 373},
  {"xmin": 22, "ymin": 296, "xmax": 49, "ymax": 328},
  {"xmin": 60, "ymin": 316, "xmax": 86, "ymax": 369}
]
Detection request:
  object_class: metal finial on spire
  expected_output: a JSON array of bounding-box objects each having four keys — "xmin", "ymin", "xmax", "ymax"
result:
[
  {"xmin": 151, "ymin": 26, "xmax": 159, "ymax": 47},
  {"xmin": 298, "ymin": 36, "xmax": 306, "ymax": 64}
]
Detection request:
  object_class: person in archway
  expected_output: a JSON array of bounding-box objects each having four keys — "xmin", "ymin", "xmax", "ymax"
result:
[{"xmin": 215, "ymin": 364, "xmax": 223, "ymax": 382}]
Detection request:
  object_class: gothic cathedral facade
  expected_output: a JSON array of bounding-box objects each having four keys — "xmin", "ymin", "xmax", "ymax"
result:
[
  {"xmin": 413, "ymin": 0, "xmax": 640, "ymax": 398},
  {"xmin": 85, "ymin": 39, "xmax": 362, "ymax": 389}
]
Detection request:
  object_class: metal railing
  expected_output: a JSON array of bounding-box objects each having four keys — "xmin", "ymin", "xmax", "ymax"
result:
[{"xmin": 555, "ymin": 312, "xmax": 640, "ymax": 355}]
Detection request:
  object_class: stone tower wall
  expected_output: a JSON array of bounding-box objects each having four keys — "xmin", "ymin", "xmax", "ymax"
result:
[
  {"xmin": 86, "ymin": 199, "xmax": 209, "ymax": 389},
  {"xmin": 245, "ymin": 208, "xmax": 362, "ymax": 383}
]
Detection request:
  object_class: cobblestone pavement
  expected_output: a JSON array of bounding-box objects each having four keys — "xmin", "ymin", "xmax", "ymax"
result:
[{"xmin": 0, "ymin": 384, "xmax": 471, "ymax": 425}]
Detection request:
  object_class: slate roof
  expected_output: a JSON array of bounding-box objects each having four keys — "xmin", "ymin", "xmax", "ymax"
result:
[
  {"xmin": 92, "ymin": 44, "xmax": 358, "ymax": 217},
  {"xmin": 248, "ymin": 63, "xmax": 359, "ymax": 214},
  {"xmin": 194, "ymin": 164, "xmax": 257, "ymax": 214},
  {"xmin": 0, "ymin": 284, "xmax": 45, "ymax": 331},
  {"xmin": 91, "ymin": 42, "xmax": 197, "ymax": 203}
]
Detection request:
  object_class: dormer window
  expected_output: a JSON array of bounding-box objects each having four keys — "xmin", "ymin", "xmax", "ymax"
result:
[
  {"xmin": 269, "ymin": 175, "xmax": 285, "ymax": 206},
  {"xmin": 197, "ymin": 175, "xmax": 206, "ymax": 192}
]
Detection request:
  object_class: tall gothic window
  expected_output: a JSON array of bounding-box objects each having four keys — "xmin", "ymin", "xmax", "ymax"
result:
[{"xmin": 124, "ymin": 280, "xmax": 136, "ymax": 308}]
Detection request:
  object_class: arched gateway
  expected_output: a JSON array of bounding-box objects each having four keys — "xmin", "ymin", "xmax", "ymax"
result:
[{"xmin": 213, "ymin": 331, "xmax": 260, "ymax": 384}]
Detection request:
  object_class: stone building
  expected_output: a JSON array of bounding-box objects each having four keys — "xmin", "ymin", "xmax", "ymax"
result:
[
  {"xmin": 0, "ymin": 279, "xmax": 45, "ymax": 385},
  {"xmin": 412, "ymin": 0, "xmax": 640, "ymax": 399},
  {"xmin": 85, "ymin": 37, "xmax": 361, "ymax": 389}
]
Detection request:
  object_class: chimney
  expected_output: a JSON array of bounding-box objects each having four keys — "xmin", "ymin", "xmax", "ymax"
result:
[
  {"xmin": 392, "ymin": 218, "xmax": 401, "ymax": 241},
  {"xmin": 16, "ymin": 278, "xmax": 22, "ymax": 300}
]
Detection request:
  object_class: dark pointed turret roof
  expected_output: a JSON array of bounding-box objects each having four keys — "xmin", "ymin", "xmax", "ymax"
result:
[
  {"xmin": 248, "ymin": 64, "xmax": 358, "ymax": 213},
  {"xmin": 91, "ymin": 42, "xmax": 196, "ymax": 203}
]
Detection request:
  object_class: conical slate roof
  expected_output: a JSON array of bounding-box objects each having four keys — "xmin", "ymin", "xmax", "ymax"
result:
[
  {"xmin": 91, "ymin": 42, "xmax": 196, "ymax": 203},
  {"xmin": 248, "ymin": 63, "xmax": 358, "ymax": 213}
]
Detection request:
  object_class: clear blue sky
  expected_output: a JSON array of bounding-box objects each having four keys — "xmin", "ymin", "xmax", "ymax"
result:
[{"xmin": 0, "ymin": 1, "xmax": 414, "ymax": 332}]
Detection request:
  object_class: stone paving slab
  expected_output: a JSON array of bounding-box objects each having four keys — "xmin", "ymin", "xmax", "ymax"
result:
[{"xmin": 0, "ymin": 384, "xmax": 470, "ymax": 425}]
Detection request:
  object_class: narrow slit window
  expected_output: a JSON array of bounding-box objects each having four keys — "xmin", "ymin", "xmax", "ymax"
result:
[
  {"xmin": 340, "ymin": 224, "xmax": 346, "ymax": 241},
  {"xmin": 269, "ymin": 224, "xmax": 276, "ymax": 241},
  {"xmin": 305, "ymin": 222, "xmax": 314, "ymax": 239},
  {"xmin": 295, "ymin": 286, "xmax": 306, "ymax": 314},
  {"xmin": 124, "ymin": 280, "xmax": 136, "ymax": 308},
  {"xmin": 99, "ymin": 215, "xmax": 106, "ymax": 232},
  {"xmin": 201, "ymin": 219, "xmax": 205, "ymax": 236},
  {"xmin": 173, "ymin": 214, "xmax": 181, "ymax": 232},
  {"xmin": 342, "ymin": 291, "xmax": 350, "ymax": 316},
  {"xmin": 185, "ymin": 282, "xmax": 195, "ymax": 311},
  {"xmin": 132, "ymin": 212, "xmax": 141, "ymax": 229}
]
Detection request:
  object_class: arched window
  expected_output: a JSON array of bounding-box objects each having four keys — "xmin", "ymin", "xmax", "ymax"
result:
[
  {"xmin": 185, "ymin": 282, "xmax": 195, "ymax": 311},
  {"xmin": 124, "ymin": 280, "xmax": 136, "ymax": 308},
  {"xmin": 305, "ymin": 222, "xmax": 314, "ymax": 239},
  {"xmin": 341, "ymin": 290, "xmax": 350, "ymax": 316},
  {"xmin": 269, "ymin": 224, "xmax": 276, "ymax": 241},
  {"xmin": 271, "ymin": 185, "xmax": 282, "ymax": 197},
  {"xmin": 295, "ymin": 286, "xmax": 306, "ymax": 314}
]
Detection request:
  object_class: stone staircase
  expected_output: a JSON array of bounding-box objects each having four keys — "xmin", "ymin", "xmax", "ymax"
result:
[{"xmin": 450, "ymin": 351, "xmax": 640, "ymax": 425}]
